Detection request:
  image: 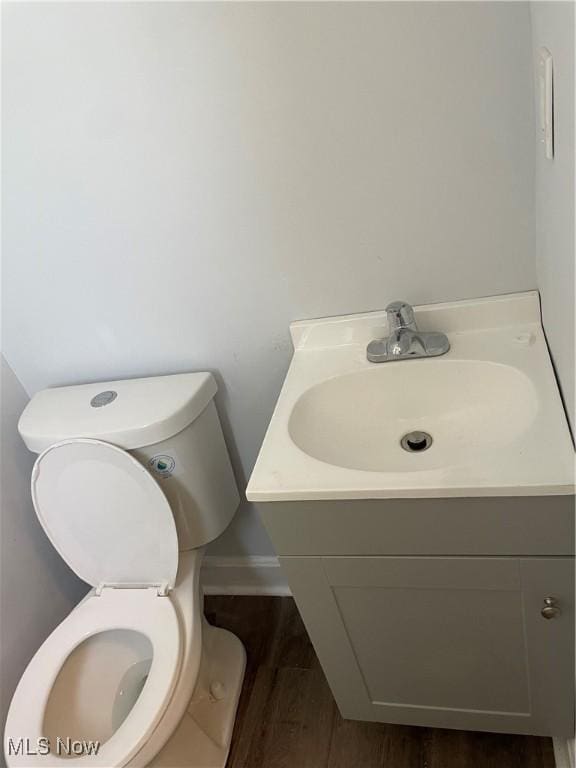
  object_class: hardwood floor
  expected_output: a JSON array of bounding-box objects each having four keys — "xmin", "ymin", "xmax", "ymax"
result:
[{"xmin": 204, "ymin": 596, "xmax": 556, "ymax": 768}]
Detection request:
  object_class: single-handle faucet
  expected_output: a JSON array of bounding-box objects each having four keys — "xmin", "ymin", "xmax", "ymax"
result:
[
  {"xmin": 366, "ymin": 301, "xmax": 450, "ymax": 363},
  {"xmin": 385, "ymin": 300, "xmax": 418, "ymax": 333}
]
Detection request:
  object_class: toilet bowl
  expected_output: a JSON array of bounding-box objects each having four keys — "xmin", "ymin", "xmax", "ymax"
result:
[
  {"xmin": 4, "ymin": 374, "xmax": 246, "ymax": 768},
  {"xmin": 6, "ymin": 554, "xmax": 244, "ymax": 768},
  {"xmin": 6, "ymin": 586, "xmax": 183, "ymax": 767}
]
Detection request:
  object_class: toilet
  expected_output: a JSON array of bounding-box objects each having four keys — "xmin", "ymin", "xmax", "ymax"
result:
[{"xmin": 3, "ymin": 373, "xmax": 246, "ymax": 768}]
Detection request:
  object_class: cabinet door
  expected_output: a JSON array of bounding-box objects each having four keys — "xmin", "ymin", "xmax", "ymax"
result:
[{"xmin": 280, "ymin": 556, "xmax": 574, "ymax": 736}]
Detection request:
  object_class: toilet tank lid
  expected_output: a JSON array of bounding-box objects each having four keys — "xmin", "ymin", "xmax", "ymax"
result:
[{"xmin": 19, "ymin": 372, "xmax": 218, "ymax": 453}]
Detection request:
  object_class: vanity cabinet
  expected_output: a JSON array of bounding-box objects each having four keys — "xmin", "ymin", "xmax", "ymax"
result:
[
  {"xmin": 280, "ymin": 555, "xmax": 573, "ymax": 735},
  {"xmin": 257, "ymin": 497, "xmax": 575, "ymax": 737},
  {"xmin": 248, "ymin": 294, "xmax": 575, "ymax": 737}
]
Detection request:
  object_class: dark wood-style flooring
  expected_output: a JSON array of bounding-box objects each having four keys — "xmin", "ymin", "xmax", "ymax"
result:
[{"xmin": 204, "ymin": 596, "xmax": 556, "ymax": 768}]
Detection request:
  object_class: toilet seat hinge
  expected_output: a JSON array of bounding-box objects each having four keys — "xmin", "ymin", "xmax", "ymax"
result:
[{"xmin": 94, "ymin": 581, "xmax": 171, "ymax": 597}]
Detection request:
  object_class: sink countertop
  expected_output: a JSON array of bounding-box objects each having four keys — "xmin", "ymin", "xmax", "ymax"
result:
[{"xmin": 246, "ymin": 291, "xmax": 575, "ymax": 501}]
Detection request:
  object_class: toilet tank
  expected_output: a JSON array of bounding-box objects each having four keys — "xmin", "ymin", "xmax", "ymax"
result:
[{"xmin": 18, "ymin": 373, "xmax": 240, "ymax": 550}]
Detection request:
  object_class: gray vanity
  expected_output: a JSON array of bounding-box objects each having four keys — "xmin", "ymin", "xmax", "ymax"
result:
[
  {"xmin": 246, "ymin": 293, "xmax": 575, "ymax": 737},
  {"xmin": 257, "ymin": 496, "xmax": 573, "ymax": 736}
]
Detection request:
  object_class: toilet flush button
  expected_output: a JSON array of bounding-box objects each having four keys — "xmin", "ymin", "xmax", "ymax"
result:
[{"xmin": 90, "ymin": 390, "xmax": 118, "ymax": 408}]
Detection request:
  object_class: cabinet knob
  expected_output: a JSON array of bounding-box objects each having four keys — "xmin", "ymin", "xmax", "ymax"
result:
[{"xmin": 541, "ymin": 597, "xmax": 561, "ymax": 620}]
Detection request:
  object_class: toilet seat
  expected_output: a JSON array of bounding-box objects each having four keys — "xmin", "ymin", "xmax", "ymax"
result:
[
  {"xmin": 4, "ymin": 440, "xmax": 184, "ymax": 767},
  {"xmin": 30, "ymin": 439, "xmax": 179, "ymax": 592},
  {"xmin": 5, "ymin": 586, "xmax": 182, "ymax": 766}
]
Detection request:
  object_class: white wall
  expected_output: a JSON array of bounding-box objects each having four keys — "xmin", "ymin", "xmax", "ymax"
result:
[
  {"xmin": 0, "ymin": 357, "xmax": 86, "ymax": 744},
  {"xmin": 2, "ymin": 2, "xmax": 536, "ymax": 556},
  {"xmin": 530, "ymin": 1, "xmax": 575, "ymax": 437},
  {"xmin": 530, "ymin": 6, "xmax": 575, "ymax": 764}
]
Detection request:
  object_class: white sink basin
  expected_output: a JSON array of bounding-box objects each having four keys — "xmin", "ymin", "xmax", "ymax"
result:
[
  {"xmin": 247, "ymin": 292, "xmax": 574, "ymax": 501},
  {"xmin": 289, "ymin": 361, "xmax": 538, "ymax": 473}
]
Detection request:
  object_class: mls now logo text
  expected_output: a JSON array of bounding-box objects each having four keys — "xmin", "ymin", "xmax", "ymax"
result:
[{"xmin": 7, "ymin": 737, "xmax": 100, "ymax": 757}]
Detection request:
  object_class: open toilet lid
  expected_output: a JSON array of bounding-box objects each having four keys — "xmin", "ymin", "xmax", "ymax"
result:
[{"xmin": 31, "ymin": 439, "xmax": 178, "ymax": 592}]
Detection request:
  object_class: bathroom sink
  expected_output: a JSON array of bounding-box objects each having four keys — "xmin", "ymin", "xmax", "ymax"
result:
[
  {"xmin": 289, "ymin": 361, "xmax": 538, "ymax": 473},
  {"xmin": 246, "ymin": 292, "xmax": 574, "ymax": 500}
]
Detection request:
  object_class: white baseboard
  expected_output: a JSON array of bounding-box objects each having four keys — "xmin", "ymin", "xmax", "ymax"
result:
[
  {"xmin": 553, "ymin": 738, "xmax": 576, "ymax": 768},
  {"xmin": 201, "ymin": 555, "xmax": 291, "ymax": 596}
]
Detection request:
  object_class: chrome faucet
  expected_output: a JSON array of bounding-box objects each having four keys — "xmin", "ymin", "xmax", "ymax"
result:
[{"xmin": 366, "ymin": 301, "xmax": 450, "ymax": 363}]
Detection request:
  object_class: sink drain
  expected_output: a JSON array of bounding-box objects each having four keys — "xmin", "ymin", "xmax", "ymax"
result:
[{"xmin": 401, "ymin": 431, "xmax": 433, "ymax": 453}]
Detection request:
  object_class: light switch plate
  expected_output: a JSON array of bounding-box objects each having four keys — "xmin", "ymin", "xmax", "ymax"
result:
[{"xmin": 538, "ymin": 47, "xmax": 554, "ymax": 159}]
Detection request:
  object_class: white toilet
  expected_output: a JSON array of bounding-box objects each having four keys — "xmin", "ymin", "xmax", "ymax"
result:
[{"xmin": 4, "ymin": 373, "xmax": 246, "ymax": 768}]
